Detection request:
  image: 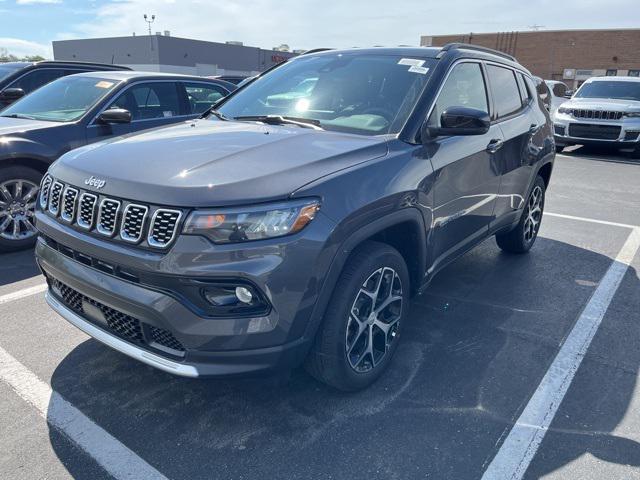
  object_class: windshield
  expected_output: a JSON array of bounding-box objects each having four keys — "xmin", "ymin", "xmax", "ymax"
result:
[
  {"xmin": 0, "ymin": 64, "xmax": 24, "ymax": 82},
  {"xmin": 575, "ymin": 80, "xmax": 640, "ymax": 101},
  {"xmin": 1, "ymin": 76, "xmax": 121, "ymax": 122},
  {"xmin": 218, "ymin": 53, "xmax": 434, "ymax": 135}
]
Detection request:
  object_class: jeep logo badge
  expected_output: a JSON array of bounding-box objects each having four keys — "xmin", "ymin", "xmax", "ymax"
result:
[{"xmin": 84, "ymin": 176, "xmax": 106, "ymax": 190}]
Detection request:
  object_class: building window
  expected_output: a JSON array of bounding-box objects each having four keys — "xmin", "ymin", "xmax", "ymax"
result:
[
  {"xmin": 629, "ymin": 70, "xmax": 640, "ymax": 77},
  {"xmin": 606, "ymin": 69, "xmax": 618, "ymax": 76}
]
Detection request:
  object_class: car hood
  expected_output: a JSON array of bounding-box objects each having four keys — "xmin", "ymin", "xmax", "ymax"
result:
[
  {"xmin": 0, "ymin": 116, "xmax": 57, "ymax": 136},
  {"xmin": 563, "ymin": 97, "xmax": 640, "ymax": 112},
  {"xmin": 50, "ymin": 119, "xmax": 389, "ymax": 207}
]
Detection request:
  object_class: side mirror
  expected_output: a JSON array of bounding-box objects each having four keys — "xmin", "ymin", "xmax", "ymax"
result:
[
  {"xmin": 425, "ymin": 107, "xmax": 490, "ymax": 139},
  {"xmin": 564, "ymin": 90, "xmax": 573, "ymax": 98},
  {"xmin": 0, "ymin": 88, "xmax": 25, "ymax": 103},
  {"xmin": 97, "ymin": 108, "xmax": 132, "ymax": 124}
]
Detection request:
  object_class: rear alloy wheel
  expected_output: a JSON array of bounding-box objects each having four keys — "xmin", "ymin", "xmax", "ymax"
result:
[
  {"xmin": 496, "ymin": 175, "xmax": 546, "ymax": 254},
  {"xmin": 0, "ymin": 166, "xmax": 42, "ymax": 252},
  {"xmin": 305, "ymin": 241, "xmax": 410, "ymax": 391}
]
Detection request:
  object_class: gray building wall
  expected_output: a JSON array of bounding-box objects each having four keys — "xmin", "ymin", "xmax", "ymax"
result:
[{"xmin": 52, "ymin": 35, "xmax": 297, "ymax": 76}]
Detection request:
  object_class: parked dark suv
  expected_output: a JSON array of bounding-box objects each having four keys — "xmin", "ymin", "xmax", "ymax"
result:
[
  {"xmin": 0, "ymin": 60, "xmax": 130, "ymax": 108},
  {"xmin": 35, "ymin": 44, "xmax": 554, "ymax": 391},
  {"xmin": 0, "ymin": 71, "xmax": 235, "ymax": 251}
]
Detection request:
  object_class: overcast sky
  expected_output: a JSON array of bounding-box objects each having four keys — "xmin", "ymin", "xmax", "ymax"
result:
[{"xmin": 1, "ymin": 0, "xmax": 639, "ymax": 58}]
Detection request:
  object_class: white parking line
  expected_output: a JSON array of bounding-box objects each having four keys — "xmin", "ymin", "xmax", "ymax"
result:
[
  {"xmin": 0, "ymin": 346, "xmax": 168, "ymax": 480},
  {"xmin": 0, "ymin": 283, "xmax": 47, "ymax": 306},
  {"xmin": 546, "ymin": 212, "xmax": 640, "ymax": 230},
  {"xmin": 482, "ymin": 227, "xmax": 640, "ymax": 480}
]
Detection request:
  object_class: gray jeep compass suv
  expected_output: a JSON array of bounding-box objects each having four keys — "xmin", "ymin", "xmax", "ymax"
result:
[{"xmin": 35, "ymin": 44, "xmax": 554, "ymax": 391}]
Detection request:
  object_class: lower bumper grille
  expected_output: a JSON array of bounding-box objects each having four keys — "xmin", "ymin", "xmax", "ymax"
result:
[
  {"xmin": 49, "ymin": 277, "xmax": 185, "ymax": 355},
  {"xmin": 568, "ymin": 123, "xmax": 621, "ymax": 140}
]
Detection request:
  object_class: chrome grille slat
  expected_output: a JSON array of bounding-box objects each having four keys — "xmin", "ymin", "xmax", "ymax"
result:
[
  {"xmin": 96, "ymin": 198, "xmax": 121, "ymax": 236},
  {"xmin": 39, "ymin": 175, "xmax": 53, "ymax": 210},
  {"xmin": 148, "ymin": 209, "xmax": 182, "ymax": 248},
  {"xmin": 60, "ymin": 186, "xmax": 79, "ymax": 223},
  {"xmin": 43, "ymin": 177, "xmax": 182, "ymax": 249},
  {"xmin": 48, "ymin": 181, "xmax": 64, "ymax": 216},
  {"xmin": 569, "ymin": 109, "xmax": 623, "ymax": 120},
  {"xmin": 120, "ymin": 204, "xmax": 148, "ymax": 243},
  {"xmin": 77, "ymin": 193, "xmax": 97, "ymax": 230}
]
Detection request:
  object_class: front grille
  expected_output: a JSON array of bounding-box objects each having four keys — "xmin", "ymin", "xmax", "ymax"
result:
[
  {"xmin": 77, "ymin": 193, "xmax": 97, "ymax": 229},
  {"xmin": 60, "ymin": 187, "xmax": 78, "ymax": 223},
  {"xmin": 48, "ymin": 181, "xmax": 64, "ymax": 215},
  {"xmin": 97, "ymin": 199, "xmax": 121, "ymax": 236},
  {"xmin": 148, "ymin": 210, "xmax": 181, "ymax": 247},
  {"xmin": 42, "ymin": 176, "xmax": 184, "ymax": 249},
  {"xmin": 50, "ymin": 277, "xmax": 185, "ymax": 354},
  {"xmin": 568, "ymin": 123, "xmax": 621, "ymax": 140},
  {"xmin": 567, "ymin": 109, "xmax": 623, "ymax": 120},
  {"xmin": 149, "ymin": 325, "xmax": 185, "ymax": 351},
  {"xmin": 39, "ymin": 175, "xmax": 52, "ymax": 210},
  {"xmin": 120, "ymin": 204, "xmax": 148, "ymax": 243}
]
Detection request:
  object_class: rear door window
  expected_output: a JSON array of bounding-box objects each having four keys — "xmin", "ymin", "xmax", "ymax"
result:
[
  {"xmin": 184, "ymin": 83, "xmax": 230, "ymax": 114},
  {"xmin": 487, "ymin": 65, "xmax": 522, "ymax": 118}
]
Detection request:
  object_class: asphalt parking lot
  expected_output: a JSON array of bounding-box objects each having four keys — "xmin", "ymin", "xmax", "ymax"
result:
[{"xmin": 1, "ymin": 146, "xmax": 639, "ymax": 480}]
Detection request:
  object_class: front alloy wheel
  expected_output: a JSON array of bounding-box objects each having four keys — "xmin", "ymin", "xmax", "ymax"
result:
[
  {"xmin": 0, "ymin": 179, "xmax": 38, "ymax": 242},
  {"xmin": 305, "ymin": 241, "xmax": 410, "ymax": 391},
  {"xmin": 346, "ymin": 267, "xmax": 403, "ymax": 373}
]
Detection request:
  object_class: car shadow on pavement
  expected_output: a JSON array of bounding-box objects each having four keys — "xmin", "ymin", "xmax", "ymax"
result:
[
  {"xmin": 47, "ymin": 237, "xmax": 640, "ymax": 480},
  {"xmin": 0, "ymin": 249, "xmax": 41, "ymax": 287}
]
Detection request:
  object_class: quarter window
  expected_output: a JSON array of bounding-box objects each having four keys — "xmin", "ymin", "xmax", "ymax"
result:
[
  {"xmin": 428, "ymin": 62, "xmax": 488, "ymax": 127},
  {"xmin": 108, "ymin": 82, "xmax": 181, "ymax": 121},
  {"xmin": 487, "ymin": 65, "xmax": 522, "ymax": 118},
  {"xmin": 184, "ymin": 83, "xmax": 229, "ymax": 114}
]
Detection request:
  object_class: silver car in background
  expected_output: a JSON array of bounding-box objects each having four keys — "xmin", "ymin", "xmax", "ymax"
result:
[{"xmin": 553, "ymin": 76, "xmax": 640, "ymax": 157}]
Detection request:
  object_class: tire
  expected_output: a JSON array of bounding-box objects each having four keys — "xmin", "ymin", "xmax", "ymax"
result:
[
  {"xmin": 496, "ymin": 175, "xmax": 546, "ymax": 254},
  {"xmin": 631, "ymin": 146, "xmax": 640, "ymax": 160},
  {"xmin": 305, "ymin": 241, "xmax": 410, "ymax": 391},
  {"xmin": 0, "ymin": 165, "xmax": 43, "ymax": 252}
]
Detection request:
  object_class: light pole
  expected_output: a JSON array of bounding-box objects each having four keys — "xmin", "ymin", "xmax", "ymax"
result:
[{"xmin": 143, "ymin": 14, "xmax": 156, "ymax": 56}]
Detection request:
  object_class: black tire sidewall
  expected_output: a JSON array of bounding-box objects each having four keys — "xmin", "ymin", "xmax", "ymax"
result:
[
  {"xmin": 314, "ymin": 242, "xmax": 410, "ymax": 391},
  {"xmin": 0, "ymin": 165, "xmax": 43, "ymax": 252}
]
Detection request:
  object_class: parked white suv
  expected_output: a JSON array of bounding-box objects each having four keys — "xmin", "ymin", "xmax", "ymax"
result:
[{"xmin": 553, "ymin": 76, "xmax": 640, "ymax": 157}]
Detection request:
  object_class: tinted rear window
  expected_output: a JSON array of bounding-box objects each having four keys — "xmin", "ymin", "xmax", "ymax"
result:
[{"xmin": 487, "ymin": 65, "xmax": 522, "ymax": 118}]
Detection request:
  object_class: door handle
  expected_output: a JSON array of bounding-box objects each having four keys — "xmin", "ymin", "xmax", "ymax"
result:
[
  {"xmin": 486, "ymin": 139, "xmax": 504, "ymax": 154},
  {"xmin": 529, "ymin": 124, "xmax": 541, "ymax": 134}
]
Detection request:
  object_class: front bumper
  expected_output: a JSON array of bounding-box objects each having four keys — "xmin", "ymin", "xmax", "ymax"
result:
[
  {"xmin": 35, "ymin": 207, "xmax": 337, "ymax": 377},
  {"xmin": 553, "ymin": 113, "xmax": 640, "ymax": 148}
]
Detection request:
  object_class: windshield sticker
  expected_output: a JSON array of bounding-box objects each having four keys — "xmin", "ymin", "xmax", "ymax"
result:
[
  {"xmin": 95, "ymin": 81, "xmax": 114, "ymax": 89},
  {"xmin": 398, "ymin": 58, "xmax": 425, "ymax": 67},
  {"xmin": 408, "ymin": 65, "xmax": 429, "ymax": 75}
]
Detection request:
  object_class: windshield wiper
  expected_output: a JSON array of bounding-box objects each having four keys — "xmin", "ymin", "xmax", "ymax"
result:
[
  {"xmin": 1, "ymin": 113, "xmax": 37, "ymax": 120},
  {"xmin": 234, "ymin": 115, "xmax": 324, "ymax": 130},
  {"xmin": 201, "ymin": 108, "xmax": 231, "ymax": 121}
]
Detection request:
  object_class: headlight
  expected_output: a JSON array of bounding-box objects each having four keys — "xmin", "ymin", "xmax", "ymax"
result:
[
  {"xmin": 623, "ymin": 111, "xmax": 640, "ymax": 118},
  {"xmin": 183, "ymin": 199, "xmax": 320, "ymax": 244}
]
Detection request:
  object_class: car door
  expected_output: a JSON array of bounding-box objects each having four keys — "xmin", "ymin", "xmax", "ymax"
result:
[
  {"xmin": 85, "ymin": 81, "xmax": 188, "ymax": 142},
  {"xmin": 427, "ymin": 61, "xmax": 503, "ymax": 269},
  {"xmin": 487, "ymin": 66, "xmax": 543, "ymax": 229},
  {"xmin": 182, "ymin": 82, "xmax": 231, "ymax": 114}
]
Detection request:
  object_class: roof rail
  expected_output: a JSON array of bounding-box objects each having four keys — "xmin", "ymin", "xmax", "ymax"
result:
[
  {"xmin": 34, "ymin": 60, "xmax": 131, "ymax": 70},
  {"xmin": 438, "ymin": 43, "xmax": 516, "ymax": 62},
  {"xmin": 301, "ymin": 48, "xmax": 334, "ymax": 55}
]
